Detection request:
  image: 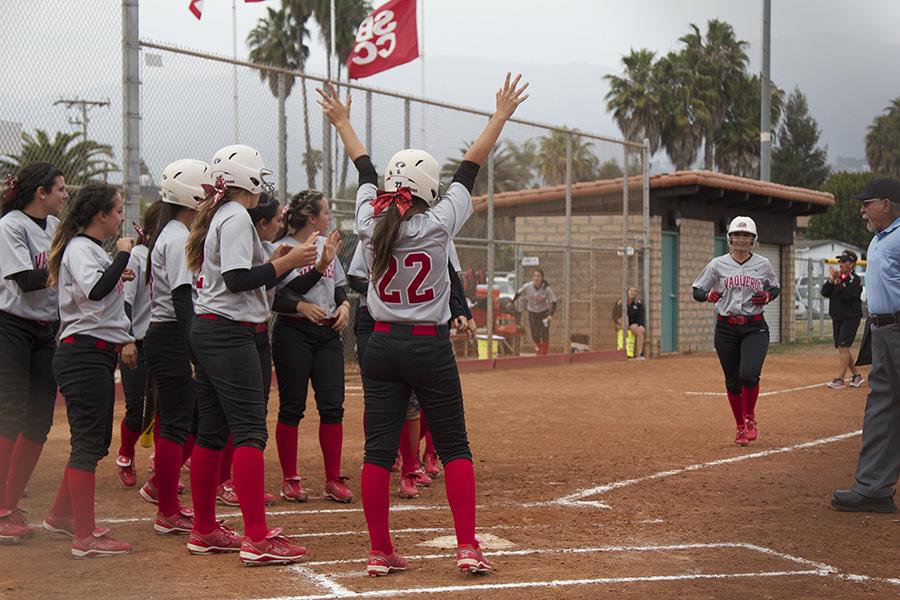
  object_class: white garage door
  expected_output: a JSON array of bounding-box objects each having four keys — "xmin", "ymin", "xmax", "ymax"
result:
[{"xmin": 756, "ymin": 244, "xmax": 782, "ymax": 343}]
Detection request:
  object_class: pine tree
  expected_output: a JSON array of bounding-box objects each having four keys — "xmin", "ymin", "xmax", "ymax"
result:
[
  {"xmin": 772, "ymin": 88, "xmax": 830, "ymax": 189},
  {"xmin": 806, "ymin": 172, "xmax": 875, "ymax": 249}
]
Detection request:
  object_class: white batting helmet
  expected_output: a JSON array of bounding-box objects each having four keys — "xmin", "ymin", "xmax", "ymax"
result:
[
  {"xmin": 384, "ymin": 149, "xmax": 441, "ymax": 206},
  {"xmin": 210, "ymin": 144, "xmax": 273, "ymax": 195},
  {"xmin": 160, "ymin": 159, "xmax": 210, "ymax": 210},
  {"xmin": 727, "ymin": 216, "xmax": 758, "ymax": 238}
]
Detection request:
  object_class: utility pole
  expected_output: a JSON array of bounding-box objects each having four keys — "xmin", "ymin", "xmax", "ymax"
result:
[
  {"xmin": 54, "ymin": 97, "xmax": 110, "ymax": 142},
  {"xmin": 760, "ymin": 0, "xmax": 772, "ymax": 181}
]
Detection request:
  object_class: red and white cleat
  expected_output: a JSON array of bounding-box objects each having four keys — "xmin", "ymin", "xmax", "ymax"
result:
[
  {"xmin": 154, "ymin": 507, "xmax": 194, "ymax": 535},
  {"xmin": 42, "ymin": 513, "xmax": 75, "ymax": 538},
  {"xmin": 457, "ymin": 544, "xmax": 493, "ymax": 574},
  {"xmin": 422, "ymin": 453, "xmax": 440, "ymax": 478},
  {"xmin": 398, "ymin": 473, "xmax": 419, "ymax": 499},
  {"xmin": 116, "ymin": 455, "xmax": 137, "ymax": 487},
  {"xmin": 187, "ymin": 521, "xmax": 242, "ymax": 555},
  {"xmin": 0, "ymin": 509, "xmax": 33, "ymax": 543},
  {"xmin": 323, "ymin": 477, "xmax": 353, "ymax": 503},
  {"xmin": 413, "ymin": 469, "xmax": 432, "ymax": 487},
  {"xmin": 280, "ymin": 477, "xmax": 309, "ymax": 503},
  {"xmin": 744, "ymin": 417, "xmax": 759, "ymax": 442},
  {"xmin": 367, "ymin": 550, "xmax": 408, "ymax": 577},
  {"xmin": 71, "ymin": 528, "xmax": 131, "ymax": 559},
  {"xmin": 239, "ymin": 528, "xmax": 308, "ymax": 566},
  {"xmin": 735, "ymin": 426, "xmax": 750, "ymax": 447},
  {"xmin": 216, "ymin": 481, "xmax": 240, "ymax": 507}
]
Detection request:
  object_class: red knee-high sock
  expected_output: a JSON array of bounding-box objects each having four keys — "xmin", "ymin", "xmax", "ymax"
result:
[
  {"xmin": 4, "ymin": 436, "xmax": 44, "ymax": 510},
  {"xmin": 418, "ymin": 415, "xmax": 436, "ymax": 455},
  {"xmin": 726, "ymin": 390, "xmax": 744, "ymax": 427},
  {"xmin": 0, "ymin": 435, "xmax": 17, "ymax": 510},
  {"xmin": 444, "ymin": 458, "xmax": 477, "ymax": 547},
  {"xmin": 118, "ymin": 421, "xmax": 141, "ymax": 460},
  {"xmin": 66, "ymin": 467, "xmax": 96, "ymax": 539},
  {"xmin": 155, "ymin": 437, "xmax": 184, "ymax": 517},
  {"xmin": 181, "ymin": 434, "xmax": 196, "ymax": 466},
  {"xmin": 399, "ymin": 419, "xmax": 421, "ymax": 475},
  {"xmin": 50, "ymin": 468, "xmax": 72, "ymax": 517},
  {"xmin": 189, "ymin": 446, "xmax": 221, "ymax": 535},
  {"xmin": 319, "ymin": 423, "xmax": 343, "ymax": 482},
  {"xmin": 219, "ymin": 436, "xmax": 234, "ymax": 485},
  {"xmin": 360, "ymin": 463, "xmax": 392, "ymax": 554},
  {"xmin": 153, "ymin": 414, "xmax": 160, "ymax": 445},
  {"xmin": 232, "ymin": 446, "xmax": 268, "ymax": 542},
  {"xmin": 276, "ymin": 422, "xmax": 299, "ymax": 479},
  {"xmin": 742, "ymin": 385, "xmax": 760, "ymax": 419}
]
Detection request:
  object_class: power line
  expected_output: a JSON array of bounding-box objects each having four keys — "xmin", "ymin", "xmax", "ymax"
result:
[{"xmin": 53, "ymin": 96, "xmax": 110, "ymax": 142}]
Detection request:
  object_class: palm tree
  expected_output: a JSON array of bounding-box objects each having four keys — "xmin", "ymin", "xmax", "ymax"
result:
[
  {"xmin": 536, "ymin": 130, "xmax": 600, "ymax": 185},
  {"xmin": 655, "ymin": 50, "xmax": 706, "ymax": 170},
  {"xmin": 604, "ymin": 49, "xmax": 662, "ymax": 154},
  {"xmin": 283, "ymin": 0, "xmax": 319, "ymax": 188},
  {"xmin": 441, "ymin": 141, "xmax": 536, "ymax": 196},
  {"xmin": 866, "ymin": 97, "xmax": 900, "ymax": 178},
  {"xmin": 716, "ymin": 75, "xmax": 785, "ymax": 178},
  {"xmin": 308, "ymin": 0, "xmax": 370, "ymax": 80},
  {"xmin": 0, "ymin": 130, "xmax": 116, "ymax": 184},
  {"xmin": 679, "ymin": 20, "xmax": 749, "ymax": 170}
]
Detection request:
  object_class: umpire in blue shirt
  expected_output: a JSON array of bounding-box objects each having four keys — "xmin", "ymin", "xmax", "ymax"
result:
[{"xmin": 832, "ymin": 178, "xmax": 900, "ymax": 513}]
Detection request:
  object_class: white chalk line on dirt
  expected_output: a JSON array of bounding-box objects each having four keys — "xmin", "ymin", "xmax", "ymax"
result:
[
  {"xmin": 678, "ymin": 381, "xmax": 828, "ymax": 397},
  {"xmin": 98, "ymin": 503, "xmax": 466, "ymax": 525},
  {"xmin": 525, "ymin": 430, "xmax": 862, "ymax": 510},
  {"xmin": 263, "ymin": 541, "xmax": 887, "ymax": 600}
]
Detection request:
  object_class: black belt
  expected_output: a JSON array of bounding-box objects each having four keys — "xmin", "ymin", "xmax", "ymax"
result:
[{"xmin": 871, "ymin": 312, "xmax": 900, "ymax": 327}]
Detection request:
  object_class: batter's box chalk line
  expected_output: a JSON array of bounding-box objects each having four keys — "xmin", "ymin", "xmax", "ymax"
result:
[
  {"xmin": 524, "ymin": 429, "xmax": 861, "ymax": 510},
  {"xmin": 255, "ymin": 541, "xmax": 899, "ymax": 600}
]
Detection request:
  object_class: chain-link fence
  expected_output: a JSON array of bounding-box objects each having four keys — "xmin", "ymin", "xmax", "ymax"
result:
[
  {"xmin": 793, "ymin": 257, "xmax": 867, "ymax": 343},
  {"xmin": 1, "ymin": 3, "xmax": 649, "ymax": 367}
]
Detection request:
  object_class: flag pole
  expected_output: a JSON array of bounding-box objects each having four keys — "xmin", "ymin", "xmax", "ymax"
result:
[
  {"xmin": 331, "ymin": 0, "xmax": 338, "ymax": 197},
  {"xmin": 232, "ymin": 0, "xmax": 240, "ymax": 142},
  {"xmin": 419, "ymin": 0, "xmax": 426, "ymax": 146}
]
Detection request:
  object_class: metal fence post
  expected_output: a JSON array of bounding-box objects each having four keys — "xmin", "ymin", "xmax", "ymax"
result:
[
  {"xmin": 818, "ymin": 261, "xmax": 825, "ymax": 338},
  {"xmin": 621, "ymin": 144, "xmax": 630, "ymax": 347},
  {"xmin": 642, "ymin": 138, "xmax": 651, "ymax": 356},
  {"xmin": 403, "ymin": 99, "xmax": 411, "ymax": 149},
  {"xmin": 277, "ymin": 74, "xmax": 287, "ymax": 203},
  {"xmin": 122, "ymin": 0, "xmax": 141, "ymax": 227},
  {"xmin": 486, "ymin": 151, "xmax": 495, "ymax": 359},
  {"xmin": 807, "ymin": 259, "xmax": 813, "ymax": 340},
  {"xmin": 563, "ymin": 132, "xmax": 573, "ymax": 355},
  {"xmin": 322, "ymin": 111, "xmax": 332, "ymax": 197},
  {"xmin": 365, "ymin": 91, "xmax": 372, "ymax": 160}
]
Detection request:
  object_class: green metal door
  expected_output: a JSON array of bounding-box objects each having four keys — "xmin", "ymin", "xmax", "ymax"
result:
[
  {"xmin": 662, "ymin": 232, "xmax": 679, "ymax": 352},
  {"xmin": 715, "ymin": 236, "xmax": 728, "ymax": 256}
]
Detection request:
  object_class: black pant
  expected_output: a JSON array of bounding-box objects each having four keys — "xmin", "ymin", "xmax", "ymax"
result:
[
  {"xmin": 528, "ymin": 310, "xmax": 550, "ymax": 345},
  {"xmin": 118, "ymin": 339, "xmax": 147, "ymax": 434},
  {"xmin": 257, "ymin": 329, "xmax": 273, "ymax": 403},
  {"xmin": 53, "ymin": 336, "xmax": 119, "ymax": 472},
  {"xmin": 0, "ymin": 311, "xmax": 57, "ymax": 444},
  {"xmin": 144, "ymin": 323, "xmax": 195, "ymax": 445},
  {"xmin": 272, "ymin": 317, "xmax": 344, "ymax": 426},
  {"xmin": 714, "ymin": 318, "xmax": 770, "ymax": 393},
  {"xmin": 355, "ymin": 305, "xmax": 375, "ymax": 364},
  {"xmin": 189, "ymin": 316, "xmax": 268, "ymax": 451},
  {"xmin": 361, "ymin": 324, "xmax": 471, "ymax": 470}
]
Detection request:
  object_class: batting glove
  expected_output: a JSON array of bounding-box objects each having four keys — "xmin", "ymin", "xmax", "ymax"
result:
[
  {"xmin": 707, "ymin": 289, "xmax": 722, "ymax": 303},
  {"xmin": 751, "ymin": 290, "xmax": 772, "ymax": 305}
]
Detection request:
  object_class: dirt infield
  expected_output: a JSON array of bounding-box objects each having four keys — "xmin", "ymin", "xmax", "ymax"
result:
[{"xmin": 2, "ymin": 344, "xmax": 897, "ymax": 599}]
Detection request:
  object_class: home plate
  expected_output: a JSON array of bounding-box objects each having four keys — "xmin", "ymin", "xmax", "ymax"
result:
[{"xmin": 418, "ymin": 533, "xmax": 517, "ymax": 549}]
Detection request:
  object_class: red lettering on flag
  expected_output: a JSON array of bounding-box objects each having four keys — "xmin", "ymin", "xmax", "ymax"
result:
[{"xmin": 346, "ymin": 0, "xmax": 419, "ymax": 79}]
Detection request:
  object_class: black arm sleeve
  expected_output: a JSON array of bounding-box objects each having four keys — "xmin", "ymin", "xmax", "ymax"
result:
[
  {"xmin": 452, "ymin": 161, "xmax": 481, "ymax": 193},
  {"xmin": 334, "ymin": 285, "xmax": 348, "ymax": 307},
  {"xmin": 285, "ymin": 268, "xmax": 324, "ymax": 295},
  {"xmin": 272, "ymin": 293, "xmax": 299, "ymax": 314},
  {"xmin": 348, "ymin": 275, "xmax": 369, "ymax": 296},
  {"xmin": 764, "ymin": 286, "xmax": 780, "ymax": 301},
  {"xmin": 354, "ymin": 155, "xmax": 378, "ymax": 187},
  {"xmin": 448, "ymin": 263, "xmax": 471, "ymax": 319},
  {"xmin": 820, "ymin": 281, "xmax": 835, "ymax": 297},
  {"xmin": 222, "ymin": 264, "xmax": 278, "ymax": 293},
  {"xmin": 88, "ymin": 251, "xmax": 130, "ymax": 301},
  {"xmin": 549, "ymin": 301, "xmax": 558, "ymax": 317},
  {"xmin": 692, "ymin": 287, "xmax": 709, "ymax": 302},
  {"xmin": 8, "ymin": 269, "xmax": 49, "ymax": 292},
  {"xmin": 172, "ymin": 284, "xmax": 194, "ymax": 333}
]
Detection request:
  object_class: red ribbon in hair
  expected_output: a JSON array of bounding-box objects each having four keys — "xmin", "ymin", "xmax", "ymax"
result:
[
  {"xmin": 132, "ymin": 221, "xmax": 148, "ymax": 245},
  {"xmin": 371, "ymin": 187, "xmax": 414, "ymax": 217},
  {"xmin": 2, "ymin": 174, "xmax": 18, "ymax": 204},
  {"xmin": 200, "ymin": 175, "xmax": 228, "ymax": 205}
]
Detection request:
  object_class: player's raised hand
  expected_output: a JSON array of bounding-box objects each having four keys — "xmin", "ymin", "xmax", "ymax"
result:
[
  {"xmin": 317, "ymin": 230, "xmax": 341, "ymax": 272},
  {"xmin": 269, "ymin": 243, "xmax": 293, "ymax": 261},
  {"xmin": 495, "ymin": 72, "xmax": 529, "ymax": 121},
  {"xmin": 287, "ymin": 231, "xmax": 319, "ymax": 268},
  {"xmin": 316, "ymin": 83, "xmax": 351, "ymax": 127},
  {"xmin": 116, "ymin": 237, "xmax": 135, "ymax": 253}
]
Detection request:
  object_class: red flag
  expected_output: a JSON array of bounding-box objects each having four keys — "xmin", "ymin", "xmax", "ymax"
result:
[
  {"xmin": 347, "ymin": 0, "xmax": 419, "ymax": 79},
  {"xmin": 190, "ymin": 0, "xmax": 264, "ymax": 20}
]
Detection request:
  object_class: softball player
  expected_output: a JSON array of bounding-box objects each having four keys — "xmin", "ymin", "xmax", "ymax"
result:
[
  {"xmin": 692, "ymin": 216, "xmax": 779, "ymax": 446},
  {"xmin": 137, "ymin": 159, "xmax": 210, "ymax": 536},
  {"xmin": 513, "ymin": 269, "xmax": 557, "ymax": 355},
  {"xmin": 44, "ymin": 182, "xmax": 137, "ymax": 558},
  {"xmin": 272, "ymin": 191, "xmax": 351, "ymax": 504},
  {"xmin": 0, "ymin": 163, "xmax": 66, "ymax": 542},
  {"xmin": 184, "ymin": 145, "xmax": 316, "ymax": 565},
  {"xmin": 319, "ymin": 72, "xmax": 528, "ymax": 576},
  {"xmin": 115, "ymin": 201, "xmax": 163, "ymax": 489}
]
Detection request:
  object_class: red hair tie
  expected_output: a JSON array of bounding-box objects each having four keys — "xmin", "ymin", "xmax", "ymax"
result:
[
  {"xmin": 132, "ymin": 221, "xmax": 148, "ymax": 245},
  {"xmin": 2, "ymin": 174, "xmax": 18, "ymax": 204},
  {"xmin": 372, "ymin": 187, "xmax": 413, "ymax": 217},
  {"xmin": 200, "ymin": 175, "xmax": 228, "ymax": 205}
]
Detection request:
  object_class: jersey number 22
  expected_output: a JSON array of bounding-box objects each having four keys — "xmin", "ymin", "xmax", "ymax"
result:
[{"xmin": 377, "ymin": 253, "xmax": 434, "ymax": 305}]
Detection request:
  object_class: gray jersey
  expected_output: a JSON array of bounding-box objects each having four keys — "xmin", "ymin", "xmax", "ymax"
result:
[
  {"xmin": 58, "ymin": 236, "xmax": 134, "ymax": 343},
  {"xmin": 195, "ymin": 201, "xmax": 270, "ymax": 323},
  {"xmin": 149, "ymin": 220, "xmax": 196, "ymax": 323},
  {"xmin": 356, "ymin": 181, "xmax": 472, "ymax": 324},
  {"xmin": 517, "ymin": 282, "xmax": 557, "ymax": 313},
  {"xmin": 274, "ymin": 235, "xmax": 346, "ymax": 318},
  {"xmin": 348, "ymin": 241, "xmax": 368, "ymax": 308},
  {"xmin": 123, "ymin": 244, "xmax": 151, "ymax": 339},
  {"xmin": 0, "ymin": 210, "xmax": 59, "ymax": 321},
  {"xmin": 692, "ymin": 253, "xmax": 779, "ymax": 317}
]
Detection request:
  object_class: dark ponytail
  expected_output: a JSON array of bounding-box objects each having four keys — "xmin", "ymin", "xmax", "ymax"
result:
[
  {"xmin": 371, "ymin": 204, "xmax": 404, "ymax": 282},
  {"xmin": 142, "ymin": 200, "xmax": 172, "ymax": 283},
  {"xmin": 283, "ymin": 190, "xmax": 325, "ymax": 235},
  {"xmin": 3, "ymin": 162, "xmax": 64, "ymax": 215},
  {"xmin": 248, "ymin": 192, "xmax": 280, "ymax": 226},
  {"xmin": 47, "ymin": 182, "xmax": 118, "ymax": 287},
  {"xmin": 186, "ymin": 187, "xmax": 240, "ymax": 273}
]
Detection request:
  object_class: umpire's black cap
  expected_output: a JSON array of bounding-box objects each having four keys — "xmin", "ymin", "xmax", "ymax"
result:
[{"xmin": 854, "ymin": 177, "xmax": 900, "ymax": 202}]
